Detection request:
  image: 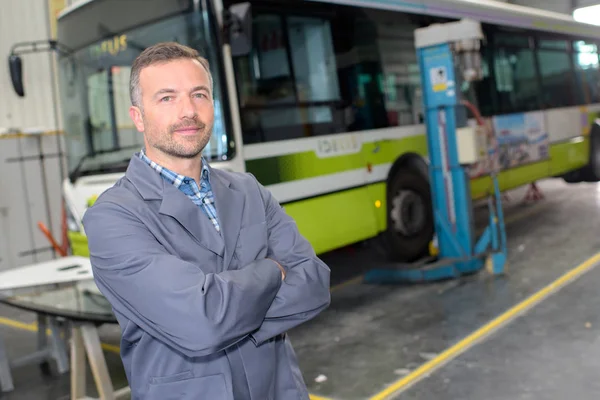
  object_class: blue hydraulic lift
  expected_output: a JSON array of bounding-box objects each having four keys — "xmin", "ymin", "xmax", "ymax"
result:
[{"xmin": 365, "ymin": 19, "xmax": 508, "ymax": 284}]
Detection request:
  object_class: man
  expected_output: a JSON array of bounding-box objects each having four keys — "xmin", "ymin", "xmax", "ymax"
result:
[{"xmin": 82, "ymin": 42, "xmax": 331, "ymax": 400}]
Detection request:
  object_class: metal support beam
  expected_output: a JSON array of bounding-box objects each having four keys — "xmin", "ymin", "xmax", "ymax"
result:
[{"xmin": 0, "ymin": 336, "xmax": 14, "ymax": 393}]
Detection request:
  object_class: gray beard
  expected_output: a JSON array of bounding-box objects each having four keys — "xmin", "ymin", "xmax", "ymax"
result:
[{"xmin": 146, "ymin": 119, "xmax": 213, "ymax": 159}]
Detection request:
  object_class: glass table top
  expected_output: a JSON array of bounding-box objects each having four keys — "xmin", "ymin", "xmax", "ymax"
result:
[{"xmin": 0, "ymin": 279, "xmax": 116, "ymax": 323}]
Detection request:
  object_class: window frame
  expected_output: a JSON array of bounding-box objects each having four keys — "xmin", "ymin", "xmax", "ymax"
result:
[
  {"xmin": 485, "ymin": 25, "xmax": 544, "ymax": 115},
  {"xmin": 534, "ymin": 32, "xmax": 581, "ymax": 108},
  {"xmin": 233, "ymin": 4, "xmax": 348, "ymax": 144},
  {"xmin": 483, "ymin": 24, "xmax": 600, "ymax": 115}
]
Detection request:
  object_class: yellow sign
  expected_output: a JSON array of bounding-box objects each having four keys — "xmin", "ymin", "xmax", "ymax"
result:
[
  {"xmin": 430, "ymin": 66, "xmax": 448, "ymax": 92},
  {"xmin": 90, "ymin": 35, "xmax": 128, "ymax": 58},
  {"xmin": 432, "ymin": 83, "xmax": 448, "ymax": 92}
]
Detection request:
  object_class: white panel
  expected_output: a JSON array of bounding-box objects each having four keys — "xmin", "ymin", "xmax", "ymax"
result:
[
  {"xmin": 0, "ymin": 256, "xmax": 92, "ymax": 291},
  {"xmin": 546, "ymin": 107, "xmax": 587, "ymax": 143},
  {"xmin": 268, "ymin": 167, "xmax": 367, "ymax": 203},
  {"xmin": 0, "ymin": 0, "xmax": 61, "ymax": 133},
  {"xmin": 243, "ymin": 124, "xmax": 423, "ymax": 160}
]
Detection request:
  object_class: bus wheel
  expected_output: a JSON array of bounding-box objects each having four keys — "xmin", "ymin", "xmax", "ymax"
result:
[
  {"xmin": 581, "ymin": 125, "xmax": 600, "ymax": 182},
  {"xmin": 383, "ymin": 168, "xmax": 434, "ymax": 262}
]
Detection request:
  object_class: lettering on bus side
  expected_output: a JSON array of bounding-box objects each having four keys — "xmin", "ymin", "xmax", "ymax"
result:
[
  {"xmin": 315, "ymin": 134, "xmax": 361, "ymax": 158},
  {"xmin": 90, "ymin": 35, "xmax": 128, "ymax": 59}
]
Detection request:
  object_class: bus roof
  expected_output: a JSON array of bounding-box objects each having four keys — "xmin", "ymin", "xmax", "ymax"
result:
[
  {"xmin": 57, "ymin": 0, "xmax": 600, "ymax": 49},
  {"xmin": 312, "ymin": 0, "xmax": 600, "ymax": 39}
]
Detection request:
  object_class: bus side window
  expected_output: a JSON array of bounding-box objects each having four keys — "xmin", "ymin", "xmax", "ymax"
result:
[
  {"xmin": 572, "ymin": 40, "xmax": 600, "ymax": 105},
  {"xmin": 233, "ymin": 14, "xmax": 294, "ymax": 144},
  {"xmin": 364, "ymin": 12, "xmax": 424, "ymax": 127},
  {"xmin": 491, "ymin": 31, "xmax": 540, "ymax": 114},
  {"xmin": 231, "ymin": 4, "xmax": 445, "ymax": 145},
  {"xmin": 536, "ymin": 38, "xmax": 580, "ymax": 108},
  {"xmin": 232, "ymin": 12, "xmax": 343, "ymax": 144}
]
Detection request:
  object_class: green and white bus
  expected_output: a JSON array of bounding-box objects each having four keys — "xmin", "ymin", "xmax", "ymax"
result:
[{"xmin": 12, "ymin": 0, "xmax": 600, "ymax": 262}]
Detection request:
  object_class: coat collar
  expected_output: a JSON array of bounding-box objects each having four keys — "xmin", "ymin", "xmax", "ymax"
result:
[
  {"xmin": 125, "ymin": 155, "xmax": 243, "ymax": 266},
  {"xmin": 125, "ymin": 154, "xmax": 231, "ymax": 200}
]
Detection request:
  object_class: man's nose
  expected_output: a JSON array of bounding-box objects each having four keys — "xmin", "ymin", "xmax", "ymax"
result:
[{"xmin": 178, "ymin": 95, "xmax": 197, "ymax": 119}]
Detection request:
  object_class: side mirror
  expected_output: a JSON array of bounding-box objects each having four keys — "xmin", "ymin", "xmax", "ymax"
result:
[
  {"xmin": 9, "ymin": 54, "xmax": 24, "ymax": 97},
  {"xmin": 226, "ymin": 2, "xmax": 252, "ymax": 57},
  {"xmin": 8, "ymin": 40, "xmax": 72, "ymax": 98}
]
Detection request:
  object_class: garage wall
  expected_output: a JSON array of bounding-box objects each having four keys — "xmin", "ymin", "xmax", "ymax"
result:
[
  {"xmin": 0, "ymin": 0, "xmax": 65, "ymax": 133},
  {"xmin": 0, "ymin": 0, "xmax": 68, "ymax": 271},
  {"xmin": 0, "ymin": 133, "xmax": 66, "ymax": 272}
]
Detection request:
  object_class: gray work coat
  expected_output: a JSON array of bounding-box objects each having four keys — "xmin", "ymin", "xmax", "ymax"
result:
[{"xmin": 82, "ymin": 155, "xmax": 331, "ymax": 400}]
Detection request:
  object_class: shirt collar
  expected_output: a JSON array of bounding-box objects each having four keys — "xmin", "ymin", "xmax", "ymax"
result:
[{"xmin": 138, "ymin": 148, "xmax": 211, "ymax": 188}]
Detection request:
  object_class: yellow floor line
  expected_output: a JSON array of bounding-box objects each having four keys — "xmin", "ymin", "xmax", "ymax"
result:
[
  {"xmin": 101, "ymin": 342, "xmax": 121, "ymax": 354},
  {"xmin": 0, "ymin": 316, "xmax": 36, "ymax": 332},
  {"xmin": 0, "ymin": 316, "xmax": 122, "ymax": 353},
  {"xmin": 330, "ymin": 275, "xmax": 364, "ymax": 292},
  {"xmin": 309, "ymin": 395, "xmax": 333, "ymax": 400},
  {"xmin": 368, "ymin": 251, "xmax": 600, "ymax": 400}
]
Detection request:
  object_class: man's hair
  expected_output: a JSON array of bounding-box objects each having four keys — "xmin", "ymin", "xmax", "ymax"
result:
[{"xmin": 129, "ymin": 42, "xmax": 213, "ymax": 109}]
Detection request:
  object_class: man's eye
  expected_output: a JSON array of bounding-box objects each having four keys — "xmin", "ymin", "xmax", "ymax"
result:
[
  {"xmin": 161, "ymin": 96, "xmax": 172, "ymax": 102},
  {"xmin": 194, "ymin": 92, "xmax": 207, "ymax": 98}
]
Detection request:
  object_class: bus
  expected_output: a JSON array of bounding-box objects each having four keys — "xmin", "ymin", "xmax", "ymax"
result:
[{"xmin": 10, "ymin": 0, "xmax": 600, "ymax": 263}]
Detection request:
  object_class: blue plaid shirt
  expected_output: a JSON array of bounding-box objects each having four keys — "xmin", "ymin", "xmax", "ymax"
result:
[{"xmin": 138, "ymin": 150, "xmax": 221, "ymax": 233}]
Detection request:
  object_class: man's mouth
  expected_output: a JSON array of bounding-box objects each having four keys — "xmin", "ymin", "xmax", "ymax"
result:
[
  {"xmin": 172, "ymin": 122, "xmax": 204, "ymax": 135},
  {"xmin": 174, "ymin": 127, "xmax": 199, "ymax": 135}
]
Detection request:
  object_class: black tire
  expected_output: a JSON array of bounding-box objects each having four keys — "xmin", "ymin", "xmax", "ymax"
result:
[
  {"xmin": 39, "ymin": 361, "xmax": 52, "ymax": 376},
  {"xmin": 382, "ymin": 168, "xmax": 434, "ymax": 262},
  {"xmin": 581, "ymin": 125, "xmax": 600, "ymax": 182},
  {"xmin": 564, "ymin": 124, "xmax": 600, "ymax": 183},
  {"xmin": 562, "ymin": 169, "xmax": 582, "ymax": 183}
]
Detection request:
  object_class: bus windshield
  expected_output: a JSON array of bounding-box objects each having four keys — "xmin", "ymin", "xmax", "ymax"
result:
[{"xmin": 57, "ymin": 11, "xmax": 231, "ymax": 179}]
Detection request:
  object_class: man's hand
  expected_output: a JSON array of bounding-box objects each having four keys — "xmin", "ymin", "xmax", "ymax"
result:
[{"xmin": 268, "ymin": 258, "xmax": 286, "ymax": 281}]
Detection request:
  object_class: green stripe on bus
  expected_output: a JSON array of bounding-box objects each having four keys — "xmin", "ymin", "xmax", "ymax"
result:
[
  {"xmin": 247, "ymin": 135, "xmax": 589, "ymax": 190},
  {"xmin": 284, "ymin": 184, "xmax": 385, "ymax": 254},
  {"xmin": 245, "ymin": 134, "xmax": 428, "ymax": 185}
]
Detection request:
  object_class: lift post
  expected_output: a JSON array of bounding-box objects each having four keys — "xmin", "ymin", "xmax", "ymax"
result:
[{"xmin": 365, "ymin": 19, "xmax": 507, "ymax": 284}]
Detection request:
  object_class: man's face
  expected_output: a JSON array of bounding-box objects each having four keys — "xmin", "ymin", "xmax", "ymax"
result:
[{"xmin": 129, "ymin": 58, "xmax": 214, "ymax": 159}]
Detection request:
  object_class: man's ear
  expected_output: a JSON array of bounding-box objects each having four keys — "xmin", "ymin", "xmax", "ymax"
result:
[{"xmin": 129, "ymin": 106, "xmax": 145, "ymax": 132}]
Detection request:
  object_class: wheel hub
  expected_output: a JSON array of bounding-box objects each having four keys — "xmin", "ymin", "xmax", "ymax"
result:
[{"xmin": 390, "ymin": 189, "xmax": 426, "ymax": 236}]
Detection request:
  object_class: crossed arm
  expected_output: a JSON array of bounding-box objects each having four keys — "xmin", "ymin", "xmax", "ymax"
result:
[
  {"xmin": 248, "ymin": 174, "xmax": 331, "ymax": 345},
  {"xmin": 83, "ymin": 178, "xmax": 330, "ymax": 357}
]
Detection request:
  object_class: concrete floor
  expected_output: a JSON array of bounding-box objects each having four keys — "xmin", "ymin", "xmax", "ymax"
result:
[{"xmin": 1, "ymin": 177, "xmax": 600, "ymax": 399}]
